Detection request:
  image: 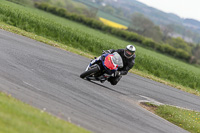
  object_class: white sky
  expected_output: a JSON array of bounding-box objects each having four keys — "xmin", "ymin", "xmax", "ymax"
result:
[{"xmin": 136, "ymin": 0, "xmax": 200, "ymax": 21}]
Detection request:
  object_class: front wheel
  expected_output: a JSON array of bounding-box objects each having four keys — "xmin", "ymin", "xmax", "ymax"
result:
[{"xmin": 80, "ymin": 65, "xmax": 100, "ymax": 79}]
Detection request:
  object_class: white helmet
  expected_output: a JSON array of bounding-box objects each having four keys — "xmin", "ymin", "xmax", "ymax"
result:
[{"xmin": 124, "ymin": 45, "xmax": 136, "ymax": 58}]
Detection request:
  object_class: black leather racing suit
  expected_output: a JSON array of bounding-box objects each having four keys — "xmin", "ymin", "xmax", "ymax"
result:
[{"xmin": 107, "ymin": 49, "xmax": 136, "ymax": 85}]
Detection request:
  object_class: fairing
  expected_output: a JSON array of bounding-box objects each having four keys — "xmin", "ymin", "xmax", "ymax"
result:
[{"xmin": 104, "ymin": 52, "xmax": 123, "ymax": 70}]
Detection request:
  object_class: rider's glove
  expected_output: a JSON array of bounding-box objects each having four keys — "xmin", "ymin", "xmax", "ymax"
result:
[
  {"xmin": 115, "ymin": 71, "xmax": 121, "ymax": 77},
  {"xmin": 102, "ymin": 50, "xmax": 111, "ymax": 54}
]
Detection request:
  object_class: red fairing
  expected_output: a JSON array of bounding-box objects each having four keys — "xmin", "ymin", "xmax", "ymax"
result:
[{"xmin": 104, "ymin": 55, "xmax": 118, "ymax": 70}]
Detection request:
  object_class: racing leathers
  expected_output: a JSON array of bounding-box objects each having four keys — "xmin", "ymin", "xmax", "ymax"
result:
[{"xmin": 105, "ymin": 49, "xmax": 136, "ymax": 85}]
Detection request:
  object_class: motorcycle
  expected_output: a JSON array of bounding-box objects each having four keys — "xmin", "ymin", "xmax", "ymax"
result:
[{"xmin": 80, "ymin": 52, "xmax": 123, "ymax": 83}]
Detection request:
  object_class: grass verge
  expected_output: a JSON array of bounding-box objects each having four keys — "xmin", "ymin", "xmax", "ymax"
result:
[
  {"xmin": 0, "ymin": 92, "xmax": 90, "ymax": 133},
  {"xmin": 140, "ymin": 102, "xmax": 200, "ymax": 133}
]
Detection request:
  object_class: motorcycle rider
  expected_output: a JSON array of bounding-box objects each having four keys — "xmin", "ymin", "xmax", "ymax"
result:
[{"xmin": 103, "ymin": 45, "xmax": 136, "ymax": 85}]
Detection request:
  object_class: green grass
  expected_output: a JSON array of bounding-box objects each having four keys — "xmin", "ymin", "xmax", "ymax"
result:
[
  {"xmin": 156, "ymin": 105, "xmax": 200, "ymax": 133},
  {"xmin": 141, "ymin": 102, "xmax": 200, "ymax": 133},
  {"xmin": 0, "ymin": 92, "xmax": 90, "ymax": 133},
  {"xmin": 0, "ymin": 0, "xmax": 200, "ymax": 91}
]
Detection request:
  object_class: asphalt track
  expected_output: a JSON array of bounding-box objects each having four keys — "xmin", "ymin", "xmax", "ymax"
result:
[{"xmin": 1, "ymin": 29, "xmax": 200, "ymax": 133}]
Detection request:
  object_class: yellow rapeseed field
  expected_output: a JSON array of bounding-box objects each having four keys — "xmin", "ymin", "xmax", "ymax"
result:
[{"xmin": 99, "ymin": 17, "xmax": 128, "ymax": 30}]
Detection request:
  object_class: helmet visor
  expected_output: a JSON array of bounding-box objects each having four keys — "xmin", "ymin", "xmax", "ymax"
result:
[{"xmin": 125, "ymin": 50, "xmax": 134, "ymax": 57}]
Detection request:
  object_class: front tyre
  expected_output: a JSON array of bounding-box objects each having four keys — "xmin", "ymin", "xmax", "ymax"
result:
[{"xmin": 80, "ymin": 65, "xmax": 100, "ymax": 79}]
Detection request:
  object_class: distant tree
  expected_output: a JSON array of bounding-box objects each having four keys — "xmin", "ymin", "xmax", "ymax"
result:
[
  {"xmin": 82, "ymin": 7, "xmax": 98, "ymax": 18},
  {"xmin": 128, "ymin": 13, "xmax": 163, "ymax": 42},
  {"xmin": 102, "ymin": 5, "xmax": 115, "ymax": 15},
  {"xmin": 162, "ymin": 25, "xmax": 174, "ymax": 41},
  {"xmin": 163, "ymin": 24, "xmax": 199, "ymax": 43},
  {"xmin": 55, "ymin": 1, "xmax": 65, "ymax": 7},
  {"xmin": 191, "ymin": 44, "xmax": 200, "ymax": 64},
  {"xmin": 115, "ymin": 7, "xmax": 124, "ymax": 17}
]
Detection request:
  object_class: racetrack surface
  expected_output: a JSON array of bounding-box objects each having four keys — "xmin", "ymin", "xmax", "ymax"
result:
[{"xmin": 1, "ymin": 29, "xmax": 200, "ymax": 133}]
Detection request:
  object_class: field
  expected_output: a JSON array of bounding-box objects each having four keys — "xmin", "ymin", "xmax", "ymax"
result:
[
  {"xmin": 0, "ymin": 0, "xmax": 200, "ymax": 91},
  {"xmin": 99, "ymin": 17, "xmax": 128, "ymax": 29},
  {"xmin": 73, "ymin": 0, "xmax": 131, "ymax": 26},
  {"xmin": 97, "ymin": 10, "xmax": 130, "ymax": 27}
]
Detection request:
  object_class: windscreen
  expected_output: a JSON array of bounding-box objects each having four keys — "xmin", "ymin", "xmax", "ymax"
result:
[{"xmin": 111, "ymin": 52, "xmax": 123, "ymax": 68}]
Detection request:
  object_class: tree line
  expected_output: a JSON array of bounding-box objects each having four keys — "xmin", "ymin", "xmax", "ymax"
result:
[{"xmin": 129, "ymin": 13, "xmax": 200, "ymax": 64}]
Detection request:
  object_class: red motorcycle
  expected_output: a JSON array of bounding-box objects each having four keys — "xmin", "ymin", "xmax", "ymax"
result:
[{"xmin": 80, "ymin": 52, "xmax": 123, "ymax": 83}]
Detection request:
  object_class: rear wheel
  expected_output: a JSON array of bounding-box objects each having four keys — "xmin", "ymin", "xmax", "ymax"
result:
[{"xmin": 80, "ymin": 65, "xmax": 100, "ymax": 79}]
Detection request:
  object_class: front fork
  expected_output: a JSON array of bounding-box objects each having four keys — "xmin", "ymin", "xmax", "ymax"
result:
[{"xmin": 85, "ymin": 56, "xmax": 101, "ymax": 71}]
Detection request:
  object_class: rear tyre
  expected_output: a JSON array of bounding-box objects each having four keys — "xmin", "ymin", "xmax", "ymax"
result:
[{"xmin": 80, "ymin": 66, "xmax": 100, "ymax": 79}]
